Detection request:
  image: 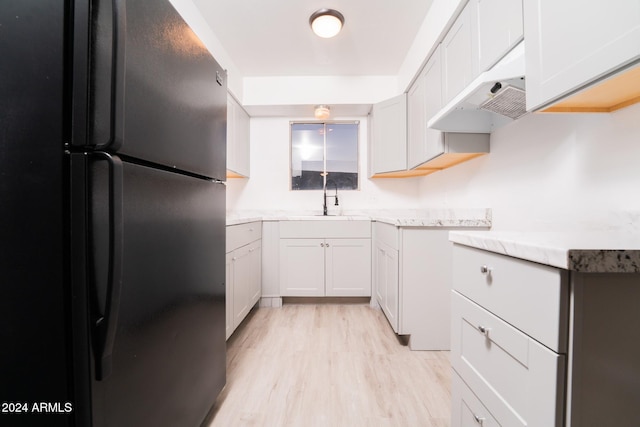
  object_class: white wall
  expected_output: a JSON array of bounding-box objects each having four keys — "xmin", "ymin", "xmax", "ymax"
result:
[
  {"xmin": 243, "ymin": 76, "xmax": 399, "ymax": 107},
  {"xmin": 417, "ymin": 103, "xmax": 640, "ymax": 232},
  {"xmin": 228, "ymin": 104, "xmax": 640, "ymax": 231},
  {"xmin": 226, "ymin": 116, "xmax": 421, "ymax": 213}
]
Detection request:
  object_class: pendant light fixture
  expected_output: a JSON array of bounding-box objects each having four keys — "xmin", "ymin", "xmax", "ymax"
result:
[
  {"xmin": 314, "ymin": 105, "xmax": 331, "ymax": 120},
  {"xmin": 309, "ymin": 9, "xmax": 345, "ymax": 38}
]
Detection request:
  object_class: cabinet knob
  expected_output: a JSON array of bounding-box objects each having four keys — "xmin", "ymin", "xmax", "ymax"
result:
[
  {"xmin": 480, "ymin": 265, "xmax": 492, "ymax": 274},
  {"xmin": 478, "ymin": 325, "xmax": 490, "ymax": 336},
  {"xmin": 320, "ymin": 243, "xmax": 325, "ymax": 247},
  {"xmin": 473, "ymin": 414, "xmax": 485, "ymax": 425},
  {"xmin": 232, "ymin": 257, "xmax": 237, "ymax": 261},
  {"xmin": 325, "ymin": 243, "xmax": 330, "ymax": 247}
]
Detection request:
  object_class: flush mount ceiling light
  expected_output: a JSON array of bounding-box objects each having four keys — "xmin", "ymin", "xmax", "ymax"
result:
[
  {"xmin": 309, "ymin": 9, "xmax": 345, "ymax": 38},
  {"xmin": 314, "ymin": 105, "xmax": 331, "ymax": 120}
]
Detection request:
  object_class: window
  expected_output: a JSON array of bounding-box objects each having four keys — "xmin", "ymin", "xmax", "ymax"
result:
[{"xmin": 290, "ymin": 121, "xmax": 359, "ymax": 190}]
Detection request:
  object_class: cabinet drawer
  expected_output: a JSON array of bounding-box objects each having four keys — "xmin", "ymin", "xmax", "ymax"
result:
[
  {"xmin": 279, "ymin": 220, "xmax": 371, "ymax": 239},
  {"xmin": 373, "ymin": 221, "xmax": 398, "ymax": 250},
  {"xmin": 452, "ymin": 244, "xmax": 568, "ymax": 352},
  {"xmin": 452, "ymin": 371, "xmax": 499, "ymax": 427},
  {"xmin": 451, "ymin": 291, "xmax": 565, "ymax": 427},
  {"xmin": 226, "ymin": 222, "xmax": 262, "ymax": 252}
]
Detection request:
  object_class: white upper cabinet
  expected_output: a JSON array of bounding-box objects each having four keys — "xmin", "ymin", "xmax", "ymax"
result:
[
  {"xmin": 408, "ymin": 45, "xmax": 444, "ymax": 169},
  {"xmin": 524, "ymin": 0, "xmax": 640, "ymax": 111},
  {"xmin": 475, "ymin": 0, "xmax": 523, "ymax": 73},
  {"xmin": 441, "ymin": 1, "xmax": 479, "ymax": 104},
  {"xmin": 407, "ymin": 67, "xmax": 426, "ymax": 170},
  {"xmin": 370, "ymin": 93, "xmax": 407, "ymax": 175},
  {"xmin": 226, "ymin": 93, "xmax": 250, "ymax": 178}
]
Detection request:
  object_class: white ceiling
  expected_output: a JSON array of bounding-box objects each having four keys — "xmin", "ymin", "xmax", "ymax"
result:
[{"xmin": 192, "ymin": 0, "xmax": 434, "ymax": 78}]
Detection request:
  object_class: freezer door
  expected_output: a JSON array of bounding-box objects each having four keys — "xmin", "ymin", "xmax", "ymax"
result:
[
  {"xmin": 86, "ymin": 154, "xmax": 226, "ymax": 427},
  {"xmin": 78, "ymin": 0, "xmax": 227, "ymax": 180}
]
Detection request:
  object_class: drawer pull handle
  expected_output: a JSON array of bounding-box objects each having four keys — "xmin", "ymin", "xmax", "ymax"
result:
[
  {"xmin": 473, "ymin": 414, "xmax": 485, "ymax": 425},
  {"xmin": 478, "ymin": 325, "xmax": 490, "ymax": 336},
  {"xmin": 480, "ymin": 265, "xmax": 492, "ymax": 274}
]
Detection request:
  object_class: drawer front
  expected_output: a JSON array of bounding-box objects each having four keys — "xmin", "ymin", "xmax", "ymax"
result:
[
  {"xmin": 452, "ymin": 291, "xmax": 565, "ymax": 427},
  {"xmin": 452, "ymin": 371, "xmax": 499, "ymax": 427},
  {"xmin": 452, "ymin": 244, "xmax": 568, "ymax": 352},
  {"xmin": 226, "ymin": 221, "xmax": 262, "ymax": 252},
  {"xmin": 373, "ymin": 221, "xmax": 398, "ymax": 250},
  {"xmin": 279, "ymin": 220, "xmax": 371, "ymax": 239}
]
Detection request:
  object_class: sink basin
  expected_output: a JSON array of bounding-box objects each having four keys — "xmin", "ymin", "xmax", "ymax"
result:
[{"xmin": 287, "ymin": 214, "xmax": 369, "ymax": 221}]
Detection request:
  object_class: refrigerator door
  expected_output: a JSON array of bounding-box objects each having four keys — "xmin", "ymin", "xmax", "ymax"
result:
[
  {"xmin": 85, "ymin": 154, "xmax": 226, "ymax": 427},
  {"xmin": 79, "ymin": 0, "xmax": 227, "ymax": 181}
]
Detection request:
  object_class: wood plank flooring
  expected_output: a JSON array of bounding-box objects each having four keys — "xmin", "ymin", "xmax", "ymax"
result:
[{"xmin": 206, "ymin": 302, "xmax": 451, "ymax": 427}]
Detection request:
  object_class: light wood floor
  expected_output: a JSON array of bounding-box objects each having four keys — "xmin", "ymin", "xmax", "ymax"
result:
[{"xmin": 206, "ymin": 302, "xmax": 452, "ymax": 426}]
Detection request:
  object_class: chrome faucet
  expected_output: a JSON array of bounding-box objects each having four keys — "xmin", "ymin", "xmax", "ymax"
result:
[{"xmin": 323, "ymin": 180, "xmax": 339, "ymax": 216}]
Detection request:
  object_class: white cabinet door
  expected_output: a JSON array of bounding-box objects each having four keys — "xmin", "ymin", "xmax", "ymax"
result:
[
  {"xmin": 407, "ymin": 68, "xmax": 426, "ymax": 169},
  {"xmin": 441, "ymin": 2, "xmax": 479, "ymax": 104},
  {"xmin": 451, "ymin": 291, "xmax": 565, "ymax": 427},
  {"xmin": 373, "ymin": 242, "xmax": 386, "ymax": 308},
  {"xmin": 524, "ymin": 0, "xmax": 640, "ymax": 110},
  {"xmin": 232, "ymin": 244, "xmax": 253, "ymax": 327},
  {"xmin": 225, "ymin": 252, "xmax": 234, "ymax": 340},
  {"xmin": 452, "ymin": 371, "xmax": 500, "ymax": 427},
  {"xmin": 234, "ymin": 101, "xmax": 250, "ymax": 176},
  {"xmin": 371, "ymin": 93, "xmax": 407, "ymax": 174},
  {"xmin": 227, "ymin": 94, "xmax": 250, "ymax": 177},
  {"xmin": 226, "ymin": 95, "xmax": 236, "ymax": 174},
  {"xmin": 383, "ymin": 244, "xmax": 399, "ymax": 332},
  {"xmin": 422, "ymin": 46, "xmax": 445, "ymax": 162},
  {"xmin": 374, "ymin": 240, "xmax": 399, "ymax": 332},
  {"xmin": 407, "ymin": 46, "xmax": 445, "ymax": 169},
  {"xmin": 475, "ymin": 0, "xmax": 523, "ymax": 72},
  {"xmin": 279, "ymin": 238, "xmax": 325, "ymax": 296},
  {"xmin": 325, "ymin": 239, "xmax": 371, "ymax": 296},
  {"xmin": 226, "ymin": 238, "xmax": 261, "ymax": 339},
  {"xmin": 248, "ymin": 241, "xmax": 261, "ymax": 307}
]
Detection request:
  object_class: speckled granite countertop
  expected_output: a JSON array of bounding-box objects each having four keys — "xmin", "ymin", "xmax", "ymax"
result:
[
  {"xmin": 449, "ymin": 231, "xmax": 640, "ymax": 273},
  {"xmin": 226, "ymin": 209, "xmax": 492, "ymax": 228}
]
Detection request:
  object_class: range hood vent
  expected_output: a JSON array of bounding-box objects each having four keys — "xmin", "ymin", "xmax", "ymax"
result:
[
  {"xmin": 480, "ymin": 85, "xmax": 526, "ymax": 119},
  {"xmin": 428, "ymin": 41, "xmax": 526, "ymax": 133}
]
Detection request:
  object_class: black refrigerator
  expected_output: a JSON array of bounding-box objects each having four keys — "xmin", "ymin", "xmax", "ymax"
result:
[{"xmin": 1, "ymin": 0, "xmax": 227, "ymax": 426}]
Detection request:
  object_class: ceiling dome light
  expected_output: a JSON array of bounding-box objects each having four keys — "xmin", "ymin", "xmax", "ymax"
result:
[
  {"xmin": 309, "ymin": 9, "xmax": 345, "ymax": 38},
  {"xmin": 314, "ymin": 105, "xmax": 331, "ymax": 120}
]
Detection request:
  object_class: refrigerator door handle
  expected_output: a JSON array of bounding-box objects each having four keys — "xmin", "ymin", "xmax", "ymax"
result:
[
  {"xmin": 92, "ymin": 153, "xmax": 124, "ymax": 380},
  {"xmin": 88, "ymin": 0, "xmax": 126, "ymax": 150}
]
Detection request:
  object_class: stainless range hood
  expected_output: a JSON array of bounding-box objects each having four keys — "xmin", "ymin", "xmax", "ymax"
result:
[{"xmin": 428, "ymin": 41, "xmax": 526, "ymax": 133}]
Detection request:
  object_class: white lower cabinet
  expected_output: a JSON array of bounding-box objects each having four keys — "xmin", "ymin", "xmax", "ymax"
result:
[
  {"xmin": 373, "ymin": 239, "xmax": 399, "ymax": 330},
  {"xmin": 226, "ymin": 222, "xmax": 262, "ymax": 339},
  {"xmin": 452, "ymin": 242, "xmax": 640, "ymax": 426},
  {"xmin": 278, "ymin": 239, "xmax": 326, "ymax": 296},
  {"xmin": 374, "ymin": 222, "xmax": 489, "ymax": 350},
  {"xmin": 452, "ymin": 371, "xmax": 499, "ymax": 427},
  {"xmin": 451, "ymin": 291, "xmax": 565, "ymax": 426},
  {"xmin": 279, "ymin": 238, "xmax": 371, "ymax": 297},
  {"xmin": 279, "ymin": 220, "xmax": 372, "ymax": 297},
  {"xmin": 451, "ymin": 243, "xmax": 566, "ymax": 427}
]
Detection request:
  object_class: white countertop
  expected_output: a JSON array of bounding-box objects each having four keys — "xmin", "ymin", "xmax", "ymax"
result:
[
  {"xmin": 449, "ymin": 231, "xmax": 640, "ymax": 273},
  {"xmin": 226, "ymin": 208, "xmax": 492, "ymax": 228}
]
